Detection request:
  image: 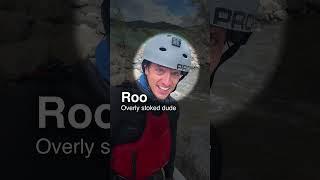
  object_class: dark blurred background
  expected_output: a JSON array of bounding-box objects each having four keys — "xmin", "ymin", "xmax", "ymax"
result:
[
  {"xmin": 213, "ymin": 2, "xmax": 320, "ymax": 180},
  {"xmin": 0, "ymin": 0, "xmax": 110, "ymax": 179}
]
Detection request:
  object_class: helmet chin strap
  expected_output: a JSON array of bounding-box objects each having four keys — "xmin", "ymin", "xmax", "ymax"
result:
[
  {"xmin": 210, "ymin": 43, "xmax": 241, "ymax": 88},
  {"xmin": 179, "ymin": 71, "xmax": 188, "ymax": 81},
  {"xmin": 171, "ymin": 71, "xmax": 188, "ymax": 92},
  {"xmin": 210, "ymin": 30, "xmax": 252, "ymax": 88}
]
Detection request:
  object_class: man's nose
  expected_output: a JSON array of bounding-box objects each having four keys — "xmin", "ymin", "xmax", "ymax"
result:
[{"xmin": 161, "ymin": 72, "xmax": 172, "ymax": 86}]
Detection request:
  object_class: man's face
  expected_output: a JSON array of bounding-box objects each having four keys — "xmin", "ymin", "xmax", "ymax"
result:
[
  {"xmin": 209, "ymin": 26, "xmax": 226, "ymax": 72},
  {"xmin": 144, "ymin": 63, "xmax": 182, "ymax": 100}
]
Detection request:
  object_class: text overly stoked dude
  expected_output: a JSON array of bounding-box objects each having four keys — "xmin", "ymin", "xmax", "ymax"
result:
[{"xmin": 111, "ymin": 34, "xmax": 192, "ymax": 180}]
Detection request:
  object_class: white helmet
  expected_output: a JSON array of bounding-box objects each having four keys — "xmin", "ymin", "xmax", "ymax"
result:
[
  {"xmin": 142, "ymin": 33, "xmax": 192, "ymax": 73},
  {"xmin": 209, "ymin": 0, "xmax": 259, "ymax": 32}
]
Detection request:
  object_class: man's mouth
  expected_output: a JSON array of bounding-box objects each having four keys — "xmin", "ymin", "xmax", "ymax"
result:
[
  {"xmin": 154, "ymin": 85, "xmax": 173, "ymax": 99},
  {"xmin": 158, "ymin": 86, "xmax": 170, "ymax": 91}
]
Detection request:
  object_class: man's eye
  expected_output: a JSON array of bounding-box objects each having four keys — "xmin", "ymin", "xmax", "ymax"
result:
[
  {"xmin": 155, "ymin": 67, "xmax": 165, "ymax": 74},
  {"xmin": 172, "ymin": 71, "xmax": 181, "ymax": 77}
]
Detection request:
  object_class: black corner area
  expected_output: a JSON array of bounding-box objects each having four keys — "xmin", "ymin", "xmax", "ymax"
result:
[{"xmin": 1, "ymin": 0, "xmax": 110, "ymax": 179}]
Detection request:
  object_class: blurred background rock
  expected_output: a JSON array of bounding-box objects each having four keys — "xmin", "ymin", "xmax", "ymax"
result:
[
  {"xmin": 0, "ymin": 0, "xmax": 295, "ymax": 84},
  {"xmin": 0, "ymin": 0, "xmax": 105, "ymax": 84}
]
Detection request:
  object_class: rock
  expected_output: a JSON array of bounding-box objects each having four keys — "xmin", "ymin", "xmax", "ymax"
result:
[
  {"xmin": 176, "ymin": 126, "xmax": 210, "ymax": 180},
  {"xmin": 80, "ymin": 5, "xmax": 100, "ymax": 16},
  {"xmin": 274, "ymin": 9, "xmax": 288, "ymax": 20},
  {"xmin": 70, "ymin": 0, "xmax": 89, "ymax": 8},
  {"xmin": 30, "ymin": 21, "xmax": 54, "ymax": 38},
  {"xmin": 94, "ymin": 0, "xmax": 104, "ymax": 7},
  {"xmin": 191, "ymin": 61, "xmax": 200, "ymax": 69},
  {"xmin": 110, "ymin": 64, "xmax": 120, "ymax": 74},
  {"xmin": 96, "ymin": 22, "xmax": 106, "ymax": 35},
  {"xmin": 0, "ymin": 38, "xmax": 49, "ymax": 79},
  {"xmin": 257, "ymin": 0, "xmax": 287, "ymax": 22},
  {"xmin": 49, "ymin": 24, "xmax": 99, "ymax": 62},
  {"xmin": 28, "ymin": 0, "xmax": 71, "ymax": 21},
  {"xmin": 111, "ymin": 74, "xmax": 125, "ymax": 86},
  {"xmin": 190, "ymin": 48, "xmax": 200, "ymax": 69},
  {"xmin": 73, "ymin": 8, "xmax": 99, "ymax": 28},
  {"xmin": 260, "ymin": 0, "xmax": 282, "ymax": 14},
  {"xmin": 275, "ymin": 0, "xmax": 287, "ymax": 8},
  {"xmin": 0, "ymin": 11, "xmax": 32, "ymax": 43},
  {"xmin": 111, "ymin": 70, "xmax": 134, "ymax": 86},
  {"xmin": 72, "ymin": 24, "xmax": 100, "ymax": 59},
  {"xmin": 133, "ymin": 68, "xmax": 142, "ymax": 79},
  {"xmin": 89, "ymin": 57, "xmax": 96, "ymax": 64}
]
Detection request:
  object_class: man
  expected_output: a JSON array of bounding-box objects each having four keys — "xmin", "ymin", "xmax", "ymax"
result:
[
  {"xmin": 136, "ymin": 34, "xmax": 191, "ymax": 101},
  {"xmin": 209, "ymin": 1, "xmax": 259, "ymax": 180},
  {"xmin": 209, "ymin": 0, "xmax": 259, "ymax": 88},
  {"xmin": 111, "ymin": 33, "xmax": 191, "ymax": 180}
]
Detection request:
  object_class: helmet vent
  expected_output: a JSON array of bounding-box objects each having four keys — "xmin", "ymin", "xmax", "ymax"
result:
[
  {"xmin": 159, "ymin": 47, "xmax": 167, "ymax": 51},
  {"xmin": 183, "ymin": 54, "xmax": 188, "ymax": 58}
]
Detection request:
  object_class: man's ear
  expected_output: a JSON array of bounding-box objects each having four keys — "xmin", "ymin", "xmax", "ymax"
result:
[{"xmin": 144, "ymin": 65, "xmax": 149, "ymax": 75}]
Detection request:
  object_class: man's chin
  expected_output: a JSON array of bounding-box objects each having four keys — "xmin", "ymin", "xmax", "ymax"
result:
[
  {"xmin": 153, "ymin": 88, "xmax": 172, "ymax": 100},
  {"xmin": 154, "ymin": 93, "xmax": 170, "ymax": 101}
]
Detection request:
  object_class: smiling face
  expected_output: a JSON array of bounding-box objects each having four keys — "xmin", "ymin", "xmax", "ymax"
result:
[{"xmin": 144, "ymin": 63, "xmax": 182, "ymax": 100}]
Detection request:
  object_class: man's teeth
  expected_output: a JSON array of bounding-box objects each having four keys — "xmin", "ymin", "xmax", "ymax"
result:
[{"xmin": 159, "ymin": 86, "xmax": 170, "ymax": 91}]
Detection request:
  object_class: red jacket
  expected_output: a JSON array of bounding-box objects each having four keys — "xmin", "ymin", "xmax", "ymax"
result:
[{"xmin": 111, "ymin": 82, "xmax": 179, "ymax": 179}]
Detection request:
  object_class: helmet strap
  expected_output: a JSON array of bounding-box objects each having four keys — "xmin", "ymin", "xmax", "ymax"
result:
[
  {"xmin": 210, "ymin": 30, "xmax": 253, "ymax": 88},
  {"xmin": 210, "ymin": 42, "xmax": 240, "ymax": 88}
]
